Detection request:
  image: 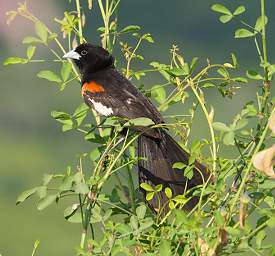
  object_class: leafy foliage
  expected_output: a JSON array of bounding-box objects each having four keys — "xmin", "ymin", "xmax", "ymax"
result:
[{"xmin": 5, "ymin": 0, "xmax": 275, "ymax": 255}]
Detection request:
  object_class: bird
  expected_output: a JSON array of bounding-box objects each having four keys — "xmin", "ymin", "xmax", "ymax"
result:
[{"xmin": 63, "ymin": 43, "xmax": 210, "ymax": 213}]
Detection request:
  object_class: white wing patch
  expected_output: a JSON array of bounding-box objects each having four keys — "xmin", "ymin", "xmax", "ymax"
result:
[{"xmin": 88, "ymin": 98, "xmax": 113, "ymax": 116}]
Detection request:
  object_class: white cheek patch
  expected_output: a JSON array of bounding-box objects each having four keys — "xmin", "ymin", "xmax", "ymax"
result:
[{"xmin": 88, "ymin": 98, "xmax": 113, "ymax": 116}]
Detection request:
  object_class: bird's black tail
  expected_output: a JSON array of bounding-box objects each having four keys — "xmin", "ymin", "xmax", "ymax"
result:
[{"xmin": 137, "ymin": 129, "xmax": 210, "ymax": 213}]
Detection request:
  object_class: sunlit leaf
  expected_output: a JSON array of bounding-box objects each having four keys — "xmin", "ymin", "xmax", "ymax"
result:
[
  {"xmin": 212, "ymin": 122, "xmax": 231, "ymax": 132},
  {"xmin": 23, "ymin": 36, "xmax": 43, "ymax": 44},
  {"xmin": 140, "ymin": 183, "xmax": 154, "ymax": 192},
  {"xmin": 125, "ymin": 117, "xmax": 154, "ymax": 127},
  {"xmin": 27, "ymin": 46, "xmax": 36, "ymax": 59},
  {"xmin": 172, "ymin": 162, "xmax": 186, "ymax": 169},
  {"xmin": 165, "ymin": 187, "xmax": 172, "ymax": 199},
  {"xmin": 35, "ymin": 21, "xmax": 48, "ymax": 43},
  {"xmin": 120, "ymin": 25, "xmax": 140, "ymax": 34},
  {"xmin": 16, "ymin": 187, "xmax": 37, "ymax": 205},
  {"xmin": 136, "ymin": 205, "xmax": 146, "ymax": 219},
  {"xmin": 3, "ymin": 57, "xmax": 28, "ymax": 65},
  {"xmin": 246, "ymin": 70, "xmax": 263, "ymax": 80},
  {"xmin": 255, "ymin": 15, "xmax": 268, "ymax": 32},
  {"xmin": 223, "ymin": 131, "xmax": 235, "ymax": 145},
  {"xmin": 37, "ymin": 70, "xmax": 62, "ymax": 83},
  {"xmin": 211, "ymin": 4, "xmax": 232, "ymax": 15},
  {"xmin": 235, "ymin": 28, "xmax": 254, "ymax": 38},
  {"xmin": 233, "ymin": 6, "xmax": 246, "ymax": 16},
  {"xmin": 159, "ymin": 240, "xmax": 172, "ymax": 256},
  {"xmin": 151, "ymin": 85, "xmax": 166, "ymax": 103},
  {"xmin": 37, "ymin": 194, "xmax": 57, "ymax": 210},
  {"xmin": 61, "ymin": 62, "xmax": 72, "ymax": 81},
  {"xmin": 219, "ymin": 14, "xmax": 233, "ymax": 23}
]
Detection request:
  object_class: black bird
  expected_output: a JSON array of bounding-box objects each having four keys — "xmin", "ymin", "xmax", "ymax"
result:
[{"xmin": 63, "ymin": 43, "xmax": 209, "ymax": 213}]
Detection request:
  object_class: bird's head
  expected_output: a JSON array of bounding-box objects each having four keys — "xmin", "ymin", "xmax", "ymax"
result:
[{"xmin": 63, "ymin": 43, "xmax": 114, "ymax": 74}]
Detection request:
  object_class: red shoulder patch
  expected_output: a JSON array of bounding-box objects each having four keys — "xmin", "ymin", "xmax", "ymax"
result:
[{"xmin": 82, "ymin": 81, "xmax": 105, "ymax": 96}]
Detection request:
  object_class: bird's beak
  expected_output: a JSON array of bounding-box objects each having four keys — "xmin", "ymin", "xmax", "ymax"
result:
[{"xmin": 63, "ymin": 49, "xmax": 81, "ymax": 60}]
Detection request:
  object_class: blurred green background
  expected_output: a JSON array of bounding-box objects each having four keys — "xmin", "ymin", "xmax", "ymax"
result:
[{"xmin": 1, "ymin": 0, "xmax": 275, "ymax": 255}]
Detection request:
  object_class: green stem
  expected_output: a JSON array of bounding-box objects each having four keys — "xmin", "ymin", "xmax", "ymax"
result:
[
  {"xmin": 261, "ymin": 0, "xmax": 268, "ymax": 69},
  {"xmin": 76, "ymin": 0, "xmax": 84, "ymax": 43},
  {"xmin": 80, "ymin": 230, "xmax": 86, "ymax": 249},
  {"xmin": 126, "ymin": 37, "xmax": 143, "ymax": 79},
  {"xmin": 126, "ymin": 166, "xmax": 136, "ymax": 212},
  {"xmin": 189, "ymin": 79, "xmax": 217, "ymax": 172}
]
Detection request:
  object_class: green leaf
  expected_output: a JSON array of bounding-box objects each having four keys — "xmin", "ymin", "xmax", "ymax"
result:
[
  {"xmin": 267, "ymin": 217, "xmax": 275, "ymax": 228},
  {"xmin": 140, "ymin": 183, "xmax": 154, "ymax": 192},
  {"xmin": 73, "ymin": 103, "xmax": 89, "ymax": 126},
  {"xmin": 167, "ymin": 67, "xmax": 189, "ymax": 76},
  {"xmin": 159, "ymin": 240, "xmax": 172, "ymax": 256},
  {"xmin": 235, "ymin": 28, "xmax": 254, "ymax": 38},
  {"xmin": 136, "ymin": 205, "xmax": 146, "ymax": 220},
  {"xmin": 246, "ymin": 70, "xmax": 263, "ymax": 80},
  {"xmin": 233, "ymin": 6, "xmax": 246, "ymax": 16},
  {"xmin": 173, "ymin": 195, "xmax": 189, "ymax": 205},
  {"xmin": 212, "ymin": 122, "xmax": 231, "ymax": 132},
  {"xmin": 23, "ymin": 36, "xmax": 43, "ymax": 44},
  {"xmin": 16, "ymin": 187, "xmax": 37, "ymax": 205},
  {"xmin": 214, "ymin": 211, "xmax": 224, "ymax": 226},
  {"xmin": 51, "ymin": 111, "xmax": 72, "ymax": 124},
  {"xmin": 217, "ymin": 68, "xmax": 228, "ymax": 78},
  {"xmin": 235, "ymin": 119, "xmax": 248, "ymax": 130},
  {"xmin": 142, "ymin": 33, "xmax": 154, "ymax": 43},
  {"xmin": 233, "ymin": 77, "xmax": 248, "ymax": 83},
  {"xmin": 146, "ymin": 192, "xmax": 154, "ymax": 201},
  {"xmin": 35, "ymin": 21, "xmax": 48, "ymax": 43},
  {"xmin": 155, "ymin": 184, "xmax": 163, "ymax": 192},
  {"xmin": 126, "ymin": 117, "xmax": 154, "ymax": 127},
  {"xmin": 151, "ymin": 85, "xmax": 166, "ymax": 103},
  {"xmin": 139, "ymin": 218, "xmax": 154, "ymax": 231},
  {"xmin": 165, "ymin": 187, "xmax": 172, "ymax": 199},
  {"xmin": 74, "ymin": 182, "xmax": 89, "ymax": 194},
  {"xmin": 130, "ymin": 215, "xmax": 138, "ymax": 230},
  {"xmin": 120, "ymin": 25, "xmax": 140, "ymax": 34},
  {"xmin": 211, "ymin": 4, "xmax": 232, "ymax": 15},
  {"xmin": 3, "ymin": 57, "xmax": 28, "ymax": 65},
  {"xmin": 255, "ymin": 16, "xmax": 268, "ymax": 32},
  {"xmin": 259, "ymin": 180, "xmax": 275, "ymax": 189},
  {"xmin": 268, "ymin": 64, "xmax": 275, "ymax": 76},
  {"xmin": 90, "ymin": 147, "xmax": 102, "ymax": 162},
  {"xmin": 117, "ymin": 223, "xmax": 132, "ymax": 234},
  {"xmin": 59, "ymin": 176, "xmax": 73, "ymax": 191},
  {"xmin": 64, "ymin": 206, "xmax": 82, "ymax": 223},
  {"xmin": 256, "ymin": 230, "xmax": 266, "ymax": 248},
  {"xmin": 223, "ymin": 131, "xmax": 235, "ymax": 145},
  {"xmin": 37, "ymin": 194, "xmax": 57, "ymax": 210},
  {"xmin": 202, "ymin": 82, "xmax": 215, "ymax": 88},
  {"xmin": 184, "ymin": 166, "xmax": 193, "ymax": 179},
  {"xmin": 219, "ymin": 14, "xmax": 233, "ymax": 23},
  {"xmin": 169, "ymin": 201, "xmax": 175, "ymax": 209},
  {"xmin": 224, "ymin": 226, "xmax": 240, "ymax": 236},
  {"xmin": 61, "ymin": 62, "xmax": 72, "ymax": 81},
  {"xmin": 37, "ymin": 70, "xmax": 62, "ymax": 83},
  {"xmin": 36, "ymin": 186, "xmax": 47, "ymax": 199},
  {"xmin": 231, "ymin": 53, "xmax": 238, "ymax": 67},
  {"xmin": 190, "ymin": 57, "xmax": 199, "ymax": 73},
  {"xmin": 172, "ymin": 162, "xmax": 186, "ymax": 169},
  {"xmin": 26, "ymin": 46, "xmax": 36, "ymax": 60}
]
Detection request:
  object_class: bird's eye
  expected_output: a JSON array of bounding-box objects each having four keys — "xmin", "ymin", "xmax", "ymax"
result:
[{"xmin": 81, "ymin": 50, "xmax": 88, "ymax": 55}]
